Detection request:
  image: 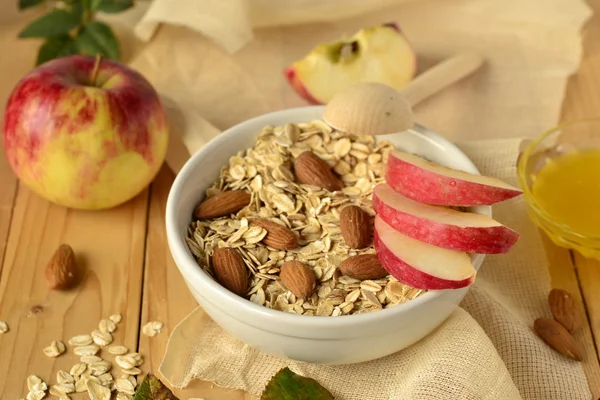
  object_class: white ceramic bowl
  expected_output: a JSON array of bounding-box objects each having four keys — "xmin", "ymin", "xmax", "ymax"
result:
[{"xmin": 166, "ymin": 106, "xmax": 489, "ymax": 365}]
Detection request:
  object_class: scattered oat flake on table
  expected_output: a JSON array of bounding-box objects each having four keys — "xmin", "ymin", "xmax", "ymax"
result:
[
  {"xmin": 86, "ymin": 379, "xmax": 111, "ymax": 400},
  {"xmin": 0, "ymin": 320, "xmax": 8, "ymax": 333},
  {"xmin": 68, "ymin": 334, "xmax": 93, "ymax": 346},
  {"xmin": 109, "ymin": 313, "xmax": 123, "ymax": 324},
  {"xmin": 142, "ymin": 321, "xmax": 163, "ymax": 337},
  {"xmin": 109, "ymin": 345, "xmax": 129, "ymax": 355},
  {"xmin": 99, "ymin": 318, "xmax": 117, "ymax": 333},
  {"xmin": 43, "ymin": 340, "xmax": 66, "ymax": 357}
]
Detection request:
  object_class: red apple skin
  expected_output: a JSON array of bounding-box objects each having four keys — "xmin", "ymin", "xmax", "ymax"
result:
[
  {"xmin": 3, "ymin": 55, "xmax": 168, "ymax": 210},
  {"xmin": 373, "ymin": 187, "xmax": 520, "ymax": 254},
  {"xmin": 283, "ymin": 67, "xmax": 321, "ymax": 105},
  {"xmin": 386, "ymin": 153, "xmax": 523, "ymax": 206},
  {"xmin": 374, "ymin": 229, "xmax": 475, "ymax": 290}
]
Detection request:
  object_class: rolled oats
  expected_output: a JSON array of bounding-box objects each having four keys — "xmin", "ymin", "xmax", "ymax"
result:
[
  {"xmin": 0, "ymin": 320, "xmax": 8, "ymax": 333},
  {"xmin": 108, "ymin": 345, "xmax": 128, "ymax": 355},
  {"xmin": 115, "ymin": 378, "xmax": 136, "ymax": 395},
  {"xmin": 57, "ymin": 370, "xmax": 75, "ymax": 384},
  {"xmin": 109, "ymin": 313, "xmax": 122, "ymax": 324},
  {"xmin": 142, "ymin": 321, "xmax": 163, "ymax": 337},
  {"xmin": 99, "ymin": 319, "xmax": 116, "ymax": 333},
  {"xmin": 43, "ymin": 340, "xmax": 66, "ymax": 357},
  {"xmin": 86, "ymin": 379, "xmax": 111, "ymax": 400},
  {"xmin": 68, "ymin": 334, "xmax": 93, "ymax": 346},
  {"xmin": 187, "ymin": 120, "xmax": 427, "ymax": 316},
  {"xmin": 74, "ymin": 344, "xmax": 100, "ymax": 356},
  {"xmin": 70, "ymin": 363, "xmax": 87, "ymax": 377}
]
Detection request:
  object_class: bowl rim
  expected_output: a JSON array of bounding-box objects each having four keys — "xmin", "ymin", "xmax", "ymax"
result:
[
  {"xmin": 166, "ymin": 105, "xmax": 486, "ymax": 329},
  {"xmin": 517, "ymin": 117, "xmax": 600, "ymax": 242}
]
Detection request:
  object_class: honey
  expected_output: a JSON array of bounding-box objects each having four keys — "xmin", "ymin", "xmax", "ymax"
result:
[{"xmin": 532, "ymin": 148, "xmax": 600, "ymax": 237}]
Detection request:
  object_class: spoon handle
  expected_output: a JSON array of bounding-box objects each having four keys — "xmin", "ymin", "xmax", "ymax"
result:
[{"xmin": 401, "ymin": 52, "xmax": 484, "ymax": 108}]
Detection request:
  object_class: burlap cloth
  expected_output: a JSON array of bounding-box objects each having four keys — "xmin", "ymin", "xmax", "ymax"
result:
[{"xmin": 113, "ymin": 0, "xmax": 594, "ymax": 398}]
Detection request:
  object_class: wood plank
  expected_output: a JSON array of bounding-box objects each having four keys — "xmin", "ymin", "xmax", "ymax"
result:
[
  {"xmin": 543, "ymin": 234, "xmax": 600, "ymax": 397},
  {"xmin": 0, "ymin": 185, "xmax": 149, "ymax": 397},
  {"xmin": 0, "ymin": 16, "xmax": 42, "ymax": 276},
  {"xmin": 554, "ymin": 0, "xmax": 600, "ymax": 395},
  {"xmin": 139, "ymin": 166, "xmax": 254, "ymax": 399}
]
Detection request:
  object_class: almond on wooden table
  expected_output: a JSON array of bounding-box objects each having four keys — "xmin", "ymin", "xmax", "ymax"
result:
[
  {"xmin": 280, "ymin": 260, "xmax": 316, "ymax": 299},
  {"xmin": 45, "ymin": 244, "xmax": 80, "ymax": 290},
  {"xmin": 340, "ymin": 205, "xmax": 371, "ymax": 249},
  {"xmin": 548, "ymin": 288, "xmax": 582, "ymax": 333},
  {"xmin": 212, "ymin": 247, "xmax": 249, "ymax": 296},
  {"xmin": 293, "ymin": 151, "xmax": 343, "ymax": 192},
  {"xmin": 250, "ymin": 218, "xmax": 298, "ymax": 250},
  {"xmin": 533, "ymin": 317, "xmax": 583, "ymax": 361},
  {"xmin": 194, "ymin": 190, "xmax": 251, "ymax": 219},
  {"xmin": 339, "ymin": 254, "xmax": 388, "ymax": 280}
]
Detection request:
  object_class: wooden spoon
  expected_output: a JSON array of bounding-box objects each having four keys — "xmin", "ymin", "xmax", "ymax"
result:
[{"xmin": 323, "ymin": 52, "xmax": 484, "ymax": 136}]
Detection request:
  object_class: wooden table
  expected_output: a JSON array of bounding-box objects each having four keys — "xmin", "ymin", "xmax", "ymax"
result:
[{"xmin": 2, "ymin": 3, "xmax": 600, "ymax": 399}]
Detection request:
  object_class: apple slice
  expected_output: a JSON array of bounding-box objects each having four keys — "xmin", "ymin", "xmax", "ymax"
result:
[
  {"xmin": 374, "ymin": 216, "xmax": 476, "ymax": 290},
  {"xmin": 373, "ymin": 184, "xmax": 519, "ymax": 253},
  {"xmin": 386, "ymin": 150, "xmax": 523, "ymax": 206},
  {"xmin": 284, "ymin": 23, "xmax": 417, "ymax": 105}
]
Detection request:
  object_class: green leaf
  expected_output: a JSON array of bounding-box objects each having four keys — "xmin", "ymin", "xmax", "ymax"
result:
[
  {"xmin": 90, "ymin": 0, "xmax": 103, "ymax": 11},
  {"xmin": 18, "ymin": 9, "xmax": 80, "ymax": 38},
  {"xmin": 133, "ymin": 373, "xmax": 179, "ymax": 400},
  {"xmin": 18, "ymin": 0, "xmax": 45, "ymax": 10},
  {"xmin": 71, "ymin": 0, "xmax": 85, "ymax": 19},
  {"xmin": 95, "ymin": 0, "xmax": 133, "ymax": 13},
  {"xmin": 36, "ymin": 35, "xmax": 78, "ymax": 66},
  {"xmin": 75, "ymin": 21, "xmax": 120, "ymax": 60},
  {"xmin": 261, "ymin": 367, "xmax": 335, "ymax": 400}
]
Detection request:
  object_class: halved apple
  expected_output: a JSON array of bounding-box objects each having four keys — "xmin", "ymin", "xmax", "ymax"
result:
[
  {"xmin": 373, "ymin": 184, "xmax": 519, "ymax": 253},
  {"xmin": 374, "ymin": 216, "xmax": 476, "ymax": 290},
  {"xmin": 386, "ymin": 150, "xmax": 523, "ymax": 206},
  {"xmin": 284, "ymin": 23, "xmax": 417, "ymax": 105}
]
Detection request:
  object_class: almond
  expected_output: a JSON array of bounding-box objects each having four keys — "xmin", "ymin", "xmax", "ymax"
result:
[
  {"xmin": 339, "ymin": 254, "xmax": 388, "ymax": 280},
  {"xmin": 548, "ymin": 288, "xmax": 582, "ymax": 333},
  {"xmin": 194, "ymin": 190, "xmax": 251, "ymax": 219},
  {"xmin": 293, "ymin": 151, "xmax": 343, "ymax": 191},
  {"xmin": 250, "ymin": 218, "xmax": 298, "ymax": 250},
  {"xmin": 45, "ymin": 244, "xmax": 79, "ymax": 290},
  {"xmin": 280, "ymin": 261, "xmax": 316, "ymax": 299},
  {"xmin": 533, "ymin": 317, "xmax": 583, "ymax": 361},
  {"xmin": 340, "ymin": 205, "xmax": 371, "ymax": 248},
  {"xmin": 212, "ymin": 247, "xmax": 249, "ymax": 296}
]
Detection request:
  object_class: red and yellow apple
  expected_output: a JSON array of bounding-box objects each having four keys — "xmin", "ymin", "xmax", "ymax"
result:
[
  {"xmin": 3, "ymin": 55, "xmax": 169, "ymax": 210},
  {"xmin": 284, "ymin": 23, "xmax": 417, "ymax": 104},
  {"xmin": 386, "ymin": 150, "xmax": 523, "ymax": 206},
  {"xmin": 373, "ymin": 183, "xmax": 520, "ymax": 254},
  {"xmin": 374, "ymin": 215, "xmax": 476, "ymax": 290}
]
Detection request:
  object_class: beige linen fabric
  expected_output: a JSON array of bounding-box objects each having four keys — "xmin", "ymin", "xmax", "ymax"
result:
[{"xmin": 157, "ymin": 139, "xmax": 591, "ymax": 400}]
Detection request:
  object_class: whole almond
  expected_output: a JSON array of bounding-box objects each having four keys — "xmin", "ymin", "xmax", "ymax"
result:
[
  {"xmin": 212, "ymin": 247, "xmax": 249, "ymax": 297},
  {"xmin": 548, "ymin": 288, "xmax": 582, "ymax": 333},
  {"xmin": 280, "ymin": 261, "xmax": 316, "ymax": 299},
  {"xmin": 293, "ymin": 151, "xmax": 343, "ymax": 192},
  {"xmin": 533, "ymin": 317, "xmax": 583, "ymax": 361},
  {"xmin": 45, "ymin": 244, "xmax": 79, "ymax": 290},
  {"xmin": 194, "ymin": 190, "xmax": 251, "ymax": 220},
  {"xmin": 339, "ymin": 254, "xmax": 388, "ymax": 280},
  {"xmin": 250, "ymin": 218, "xmax": 298, "ymax": 250},
  {"xmin": 340, "ymin": 205, "xmax": 370, "ymax": 249}
]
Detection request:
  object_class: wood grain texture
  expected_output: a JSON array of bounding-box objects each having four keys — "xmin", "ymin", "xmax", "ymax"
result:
[
  {"xmin": 558, "ymin": 1, "xmax": 600, "ymax": 395},
  {"xmin": 139, "ymin": 166, "xmax": 254, "ymax": 399},
  {"xmin": 0, "ymin": 17, "xmax": 41, "ymax": 276},
  {"xmin": 0, "ymin": 186, "xmax": 149, "ymax": 398}
]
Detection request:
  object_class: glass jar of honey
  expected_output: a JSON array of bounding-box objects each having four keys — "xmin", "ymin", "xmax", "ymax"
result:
[{"xmin": 518, "ymin": 118, "xmax": 600, "ymax": 259}]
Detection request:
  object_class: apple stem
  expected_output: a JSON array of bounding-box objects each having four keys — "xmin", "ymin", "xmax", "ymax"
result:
[{"xmin": 90, "ymin": 54, "xmax": 103, "ymax": 87}]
